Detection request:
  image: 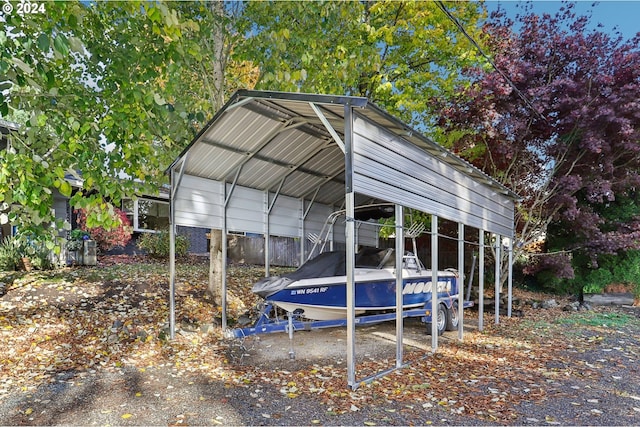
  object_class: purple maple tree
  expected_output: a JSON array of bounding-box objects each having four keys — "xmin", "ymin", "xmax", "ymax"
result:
[{"xmin": 437, "ymin": 3, "xmax": 640, "ymax": 290}]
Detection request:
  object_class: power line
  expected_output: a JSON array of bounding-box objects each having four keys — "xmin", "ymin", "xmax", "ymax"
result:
[{"xmin": 435, "ymin": 0, "xmax": 547, "ymax": 122}]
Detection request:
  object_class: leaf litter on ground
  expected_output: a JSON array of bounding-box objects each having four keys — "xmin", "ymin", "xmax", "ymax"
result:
[{"xmin": 1, "ymin": 256, "xmax": 639, "ymax": 424}]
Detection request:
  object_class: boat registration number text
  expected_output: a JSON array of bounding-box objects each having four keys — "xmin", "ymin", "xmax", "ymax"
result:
[{"xmin": 290, "ymin": 286, "xmax": 329, "ymax": 295}]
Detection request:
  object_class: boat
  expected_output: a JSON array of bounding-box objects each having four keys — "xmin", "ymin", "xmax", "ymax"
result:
[
  {"xmin": 252, "ymin": 246, "xmax": 459, "ymax": 321},
  {"xmin": 250, "ymin": 204, "xmax": 462, "ymax": 325}
]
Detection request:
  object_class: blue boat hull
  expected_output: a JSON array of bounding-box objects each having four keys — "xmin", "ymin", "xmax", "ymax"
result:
[{"xmin": 266, "ymin": 273, "xmax": 458, "ymax": 320}]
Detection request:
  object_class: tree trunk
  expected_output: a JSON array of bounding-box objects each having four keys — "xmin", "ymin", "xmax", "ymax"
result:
[
  {"xmin": 208, "ymin": 228, "xmax": 223, "ymax": 305},
  {"xmin": 208, "ymin": 0, "xmax": 227, "ymax": 110},
  {"xmin": 205, "ymin": 1, "xmax": 228, "ymax": 308}
]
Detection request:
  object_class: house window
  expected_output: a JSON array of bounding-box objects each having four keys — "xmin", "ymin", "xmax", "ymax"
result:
[{"xmin": 122, "ymin": 198, "xmax": 169, "ymax": 232}]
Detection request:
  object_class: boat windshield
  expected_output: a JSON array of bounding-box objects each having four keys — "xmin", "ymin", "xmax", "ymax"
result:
[{"xmin": 355, "ymin": 247, "xmax": 395, "ymax": 268}]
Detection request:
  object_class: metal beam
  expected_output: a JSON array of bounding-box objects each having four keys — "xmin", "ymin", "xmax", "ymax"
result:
[
  {"xmin": 495, "ymin": 234, "xmax": 501, "ymax": 324},
  {"xmin": 457, "ymin": 223, "xmax": 465, "ymax": 341},
  {"xmin": 431, "ymin": 214, "xmax": 439, "ymax": 351},
  {"xmin": 344, "ymin": 104, "xmax": 357, "ymax": 390},
  {"xmin": 169, "ymin": 169, "xmax": 177, "ymax": 340},
  {"xmin": 300, "ymin": 190, "xmax": 320, "ymax": 265},
  {"xmin": 236, "ymin": 89, "xmax": 369, "ymax": 108},
  {"xmin": 222, "ymin": 199, "xmax": 228, "ymax": 330},
  {"xmin": 226, "ymin": 96, "xmax": 255, "ymax": 112},
  {"xmin": 263, "ymin": 192, "xmax": 270, "ymax": 278},
  {"xmin": 169, "ymin": 156, "xmax": 188, "ymax": 340},
  {"xmin": 264, "ymin": 179, "xmax": 286, "ymax": 277},
  {"xmin": 225, "ymin": 167, "xmax": 242, "ymax": 206},
  {"xmin": 310, "ymin": 102, "xmax": 345, "ymax": 153},
  {"xmin": 508, "ymin": 237, "xmax": 513, "ymax": 317},
  {"xmin": 220, "ymin": 174, "xmax": 241, "ymax": 331},
  {"xmin": 395, "ymin": 204, "xmax": 404, "ymax": 367},
  {"xmin": 478, "ymin": 229, "xmax": 485, "ymax": 331}
]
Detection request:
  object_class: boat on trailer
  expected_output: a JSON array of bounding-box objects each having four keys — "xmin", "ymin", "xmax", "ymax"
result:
[
  {"xmin": 252, "ymin": 247, "xmax": 459, "ymax": 321},
  {"xmin": 228, "ymin": 204, "xmax": 471, "ymax": 338}
]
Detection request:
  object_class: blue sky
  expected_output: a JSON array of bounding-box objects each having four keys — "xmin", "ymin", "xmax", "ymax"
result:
[{"xmin": 485, "ymin": 1, "xmax": 640, "ymax": 40}]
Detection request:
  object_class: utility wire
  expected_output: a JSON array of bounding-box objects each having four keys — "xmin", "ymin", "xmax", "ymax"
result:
[{"xmin": 435, "ymin": 0, "xmax": 547, "ymax": 122}]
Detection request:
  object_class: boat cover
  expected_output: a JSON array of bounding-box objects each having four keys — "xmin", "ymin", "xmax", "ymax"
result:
[{"xmin": 252, "ymin": 247, "xmax": 400, "ymax": 298}]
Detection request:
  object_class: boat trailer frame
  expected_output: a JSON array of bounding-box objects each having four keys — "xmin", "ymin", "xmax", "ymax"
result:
[{"xmin": 227, "ymin": 298, "xmax": 474, "ymax": 339}]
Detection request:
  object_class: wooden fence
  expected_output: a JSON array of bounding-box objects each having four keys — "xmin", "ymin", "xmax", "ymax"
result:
[{"xmin": 227, "ymin": 234, "xmax": 301, "ymax": 267}]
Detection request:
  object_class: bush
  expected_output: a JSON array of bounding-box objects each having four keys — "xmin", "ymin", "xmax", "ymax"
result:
[
  {"xmin": 0, "ymin": 235, "xmax": 58, "ymax": 271},
  {"xmin": 523, "ymin": 252, "xmax": 575, "ymax": 294},
  {"xmin": 137, "ymin": 231, "xmax": 189, "ymax": 258},
  {"xmin": 0, "ymin": 236, "xmax": 23, "ymax": 271},
  {"xmin": 581, "ymin": 268, "xmax": 614, "ymax": 294},
  {"xmin": 27, "ymin": 244, "xmax": 53, "ymax": 270},
  {"xmin": 575, "ymin": 250, "xmax": 640, "ymax": 298},
  {"xmin": 75, "ymin": 207, "xmax": 132, "ymax": 251}
]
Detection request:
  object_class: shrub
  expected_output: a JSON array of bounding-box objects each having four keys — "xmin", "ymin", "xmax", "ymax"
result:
[
  {"xmin": 0, "ymin": 235, "xmax": 58, "ymax": 271},
  {"xmin": 137, "ymin": 231, "xmax": 189, "ymax": 258},
  {"xmin": 75, "ymin": 207, "xmax": 133, "ymax": 251},
  {"xmin": 581, "ymin": 268, "xmax": 614, "ymax": 294},
  {"xmin": 523, "ymin": 252, "xmax": 575, "ymax": 294},
  {"xmin": 0, "ymin": 236, "xmax": 23, "ymax": 271},
  {"xmin": 28, "ymin": 244, "xmax": 53, "ymax": 270},
  {"xmin": 575, "ymin": 250, "xmax": 640, "ymax": 298}
]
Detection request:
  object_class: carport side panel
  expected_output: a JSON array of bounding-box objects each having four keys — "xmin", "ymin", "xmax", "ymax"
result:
[
  {"xmin": 173, "ymin": 174, "xmax": 224, "ymax": 229},
  {"xmin": 351, "ymin": 114, "xmax": 514, "ymax": 237}
]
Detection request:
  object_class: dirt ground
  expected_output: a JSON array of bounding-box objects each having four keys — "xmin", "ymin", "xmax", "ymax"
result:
[
  {"xmin": 234, "ymin": 317, "xmax": 466, "ymax": 369},
  {"xmin": 1, "ymin": 262, "xmax": 640, "ymax": 426},
  {"xmin": 4, "ymin": 312, "xmax": 640, "ymax": 426}
]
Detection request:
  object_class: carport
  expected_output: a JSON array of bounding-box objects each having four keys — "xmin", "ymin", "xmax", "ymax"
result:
[{"xmin": 167, "ymin": 90, "xmax": 519, "ymax": 388}]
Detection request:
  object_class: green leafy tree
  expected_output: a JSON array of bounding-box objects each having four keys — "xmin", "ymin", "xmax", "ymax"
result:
[
  {"xmin": 1, "ymin": 1, "xmax": 204, "ymax": 245},
  {"xmin": 2, "ymin": 0, "xmax": 489, "ymax": 304},
  {"xmin": 2, "ymin": 0, "xmax": 254, "ymax": 304},
  {"xmin": 235, "ymin": 0, "xmax": 488, "ymax": 130}
]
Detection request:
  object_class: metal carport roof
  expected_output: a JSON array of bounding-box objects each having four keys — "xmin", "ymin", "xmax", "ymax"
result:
[{"xmin": 168, "ymin": 90, "xmax": 519, "ymax": 211}]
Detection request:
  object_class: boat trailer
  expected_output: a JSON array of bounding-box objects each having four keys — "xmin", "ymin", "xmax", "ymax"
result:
[{"xmin": 227, "ymin": 298, "xmax": 473, "ymax": 338}]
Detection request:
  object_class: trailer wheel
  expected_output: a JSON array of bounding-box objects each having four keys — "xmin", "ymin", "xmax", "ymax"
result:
[
  {"xmin": 446, "ymin": 302, "xmax": 459, "ymax": 331},
  {"xmin": 426, "ymin": 303, "xmax": 446, "ymax": 336}
]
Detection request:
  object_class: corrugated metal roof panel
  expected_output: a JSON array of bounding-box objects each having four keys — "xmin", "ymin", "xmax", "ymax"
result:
[
  {"xmin": 280, "ymin": 171, "xmax": 331, "ymax": 201},
  {"xmin": 302, "ymin": 145, "xmax": 344, "ymax": 175},
  {"xmin": 170, "ymin": 90, "xmax": 519, "ymax": 234},
  {"xmin": 236, "ymin": 158, "xmax": 291, "ymax": 190}
]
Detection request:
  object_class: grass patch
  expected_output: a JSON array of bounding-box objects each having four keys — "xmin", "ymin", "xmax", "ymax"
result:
[{"xmin": 556, "ymin": 312, "xmax": 637, "ymax": 328}]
